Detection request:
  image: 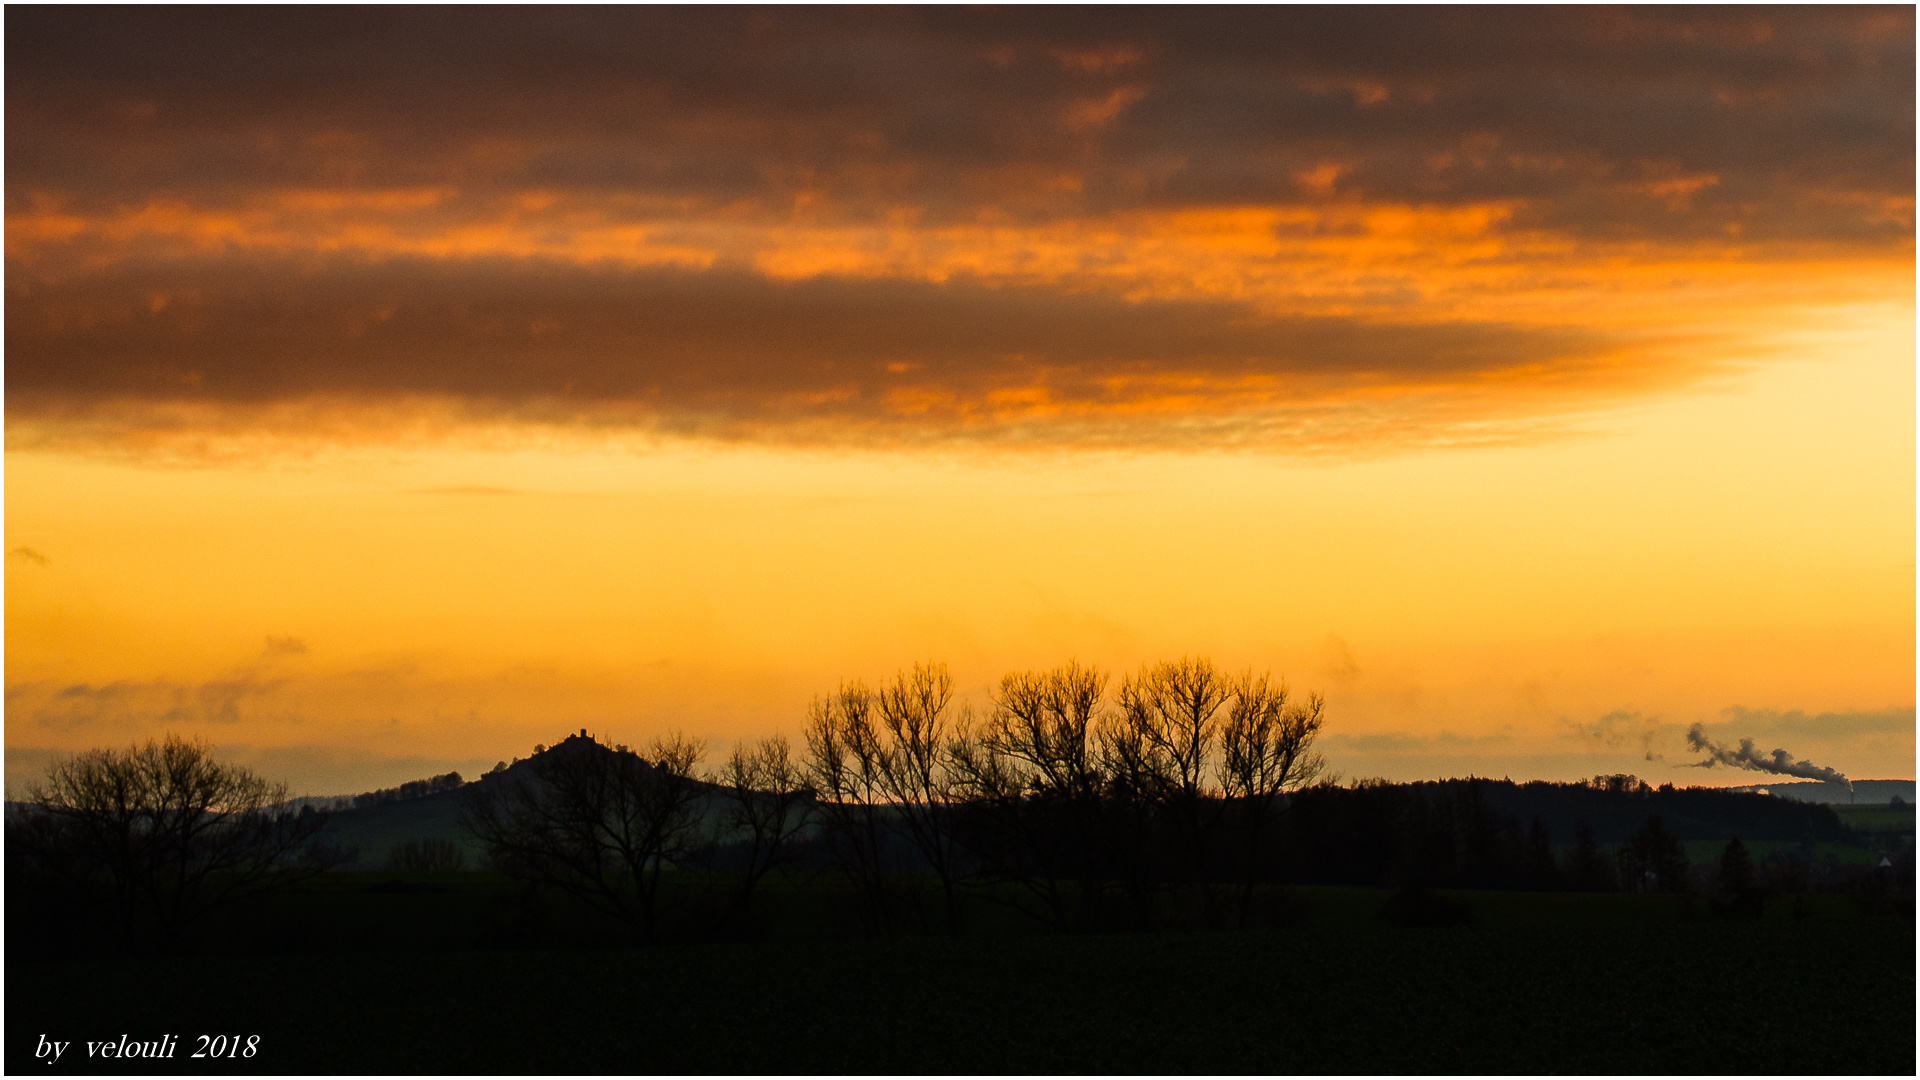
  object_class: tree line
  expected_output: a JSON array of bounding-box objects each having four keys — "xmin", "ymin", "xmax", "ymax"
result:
[
  {"xmin": 350, "ymin": 770, "xmax": 466, "ymax": 809},
  {"xmin": 1272, "ymin": 775, "xmax": 1858, "ymax": 893},
  {"xmin": 10, "ymin": 658, "xmax": 1906, "ymax": 952},
  {"xmin": 462, "ymin": 658, "xmax": 1903, "ymax": 942},
  {"xmin": 462, "ymin": 656, "xmax": 1329, "ymax": 941}
]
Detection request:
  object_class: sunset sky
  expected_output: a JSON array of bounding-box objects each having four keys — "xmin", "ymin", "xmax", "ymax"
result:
[{"xmin": 6, "ymin": 8, "xmax": 1913, "ymax": 796}]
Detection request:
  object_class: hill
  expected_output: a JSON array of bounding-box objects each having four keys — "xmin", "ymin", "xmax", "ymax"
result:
[
  {"xmin": 314, "ymin": 732, "xmax": 743, "ymax": 868},
  {"xmin": 1710, "ymin": 778, "xmax": 1915, "ymax": 805}
]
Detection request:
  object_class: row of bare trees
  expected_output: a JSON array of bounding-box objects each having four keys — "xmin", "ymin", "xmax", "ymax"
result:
[
  {"xmin": 460, "ymin": 656, "xmax": 1327, "ymax": 942},
  {"xmin": 804, "ymin": 657, "xmax": 1326, "ymax": 933}
]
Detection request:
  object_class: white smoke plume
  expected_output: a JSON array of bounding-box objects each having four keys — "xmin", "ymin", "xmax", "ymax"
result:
[{"xmin": 1684, "ymin": 723, "xmax": 1851, "ymax": 790}]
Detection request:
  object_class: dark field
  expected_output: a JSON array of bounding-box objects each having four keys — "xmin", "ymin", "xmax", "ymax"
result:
[
  {"xmin": 10, "ymin": 880, "xmax": 1913, "ymax": 1075},
  {"xmin": 1833, "ymin": 804, "xmax": 1918, "ymax": 836}
]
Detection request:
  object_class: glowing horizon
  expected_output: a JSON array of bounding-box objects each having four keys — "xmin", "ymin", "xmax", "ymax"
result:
[{"xmin": 6, "ymin": 8, "xmax": 1912, "ymax": 796}]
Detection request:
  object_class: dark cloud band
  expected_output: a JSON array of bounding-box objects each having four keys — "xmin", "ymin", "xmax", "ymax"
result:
[
  {"xmin": 6, "ymin": 255, "xmax": 1650, "ymax": 447},
  {"xmin": 4, "ymin": 7, "xmax": 1905, "ymax": 450},
  {"xmin": 8, "ymin": 7, "xmax": 1911, "ymax": 239}
]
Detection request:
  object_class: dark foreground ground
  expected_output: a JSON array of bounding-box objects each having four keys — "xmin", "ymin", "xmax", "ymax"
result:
[{"xmin": 9, "ymin": 884, "xmax": 1913, "ymax": 1074}]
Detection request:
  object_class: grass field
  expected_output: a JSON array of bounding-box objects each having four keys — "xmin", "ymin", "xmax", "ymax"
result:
[
  {"xmin": 8, "ymin": 881, "xmax": 1912, "ymax": 1074},
  {"xmin": 1678, "ymin": 837, "xmax": 1887, "ymax": 868},
  {"xmin": 1834, "ymin": 804, "xmax": 1917, "ymax": 835}
]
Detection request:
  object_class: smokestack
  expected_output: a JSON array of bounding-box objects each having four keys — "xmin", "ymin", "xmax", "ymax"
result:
[{"xmin": 1684, "ymin": 723, "xmax": 1851, "ymax": 791}]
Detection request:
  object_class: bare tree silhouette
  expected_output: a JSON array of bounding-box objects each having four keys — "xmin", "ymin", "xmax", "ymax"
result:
[
  {"xmin": 1094, "ymin": 683, "xmax": 1167, "ymax": 925},
  {"xmin": 953, "ymin": 660, "xmax": 1111, "ymax": 929},
  {"xmin": 462, "ymin": 731, "xmax": 707, "ymax": 944},
  {"xmin": 803, "ymin": 681, "xmax": 896, "ymax": 931},
  {"xmin": 1115, "ymin": 656, "xmax": 1236, "ymax": 925},
  {"xmin": 1219, "ymin": 672, "xmax": 1325, "ymax": 926},
  {"xmin": 874, "ymin": 661, "xmax": 969, "ymax": 933},
  {"xmin": 715, "ymin": 734, "xmax": 811, "ymax": 927},
  {"xmin": 12, "ymin": 734, "xmax": 331, "ymax": 948}
]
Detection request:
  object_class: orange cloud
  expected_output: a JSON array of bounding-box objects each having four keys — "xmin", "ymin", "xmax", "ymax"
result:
[{"xmin": 4, "ymin": 7, "xmax": 1910, "ymax": 455}]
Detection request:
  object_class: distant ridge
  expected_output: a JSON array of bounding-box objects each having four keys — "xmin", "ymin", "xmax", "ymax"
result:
[
  {"xmin": 267, "ymin": 772, "xmax": 465, "ymax": 816},
  {"xmin": 1709, "ymin": 778, "xmax": 1914, "ymax": 805}
]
